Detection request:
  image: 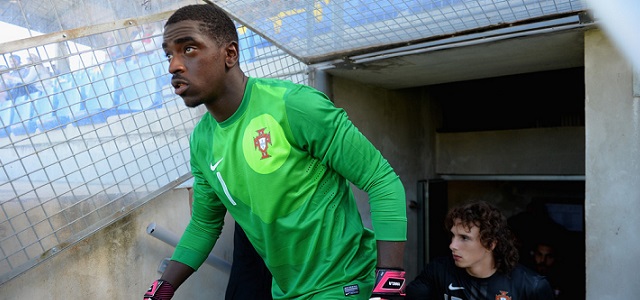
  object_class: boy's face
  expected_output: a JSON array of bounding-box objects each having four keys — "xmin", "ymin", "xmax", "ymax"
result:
[{"xmin": 449, "ymin": 219, "xmax": 495, "ymax": 277}]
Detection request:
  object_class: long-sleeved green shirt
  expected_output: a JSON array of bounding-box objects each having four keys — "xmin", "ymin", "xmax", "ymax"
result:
[{"xmin": 172, "ymin": 77, "xmax": 407, "ymax": 299}]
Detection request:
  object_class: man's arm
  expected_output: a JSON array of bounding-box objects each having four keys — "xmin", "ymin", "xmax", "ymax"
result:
[
  {"xmin": 285, "ymin": 87, "xmax": 408, "ymax": 259},
  {"xmin": 144, "ymin": 144, "xmax": 226, "ymax": 299},
  {"xmin": 160, "ymin": 260, "xmax": 195, "ymax": 289},
  {"xmin": 376, "ymin": 241, "xmax": 405, "ymax": 269},
  {"xmin": 154, "ymin": 188, "xmax": 197, "ymax": 290},
  {"xmin": 372, "ymin": 241, "xmax": 407, "ymax": 298},
  {"xmin": 285, "ymin": 85, "xmax": 408, "ymax": 254}
]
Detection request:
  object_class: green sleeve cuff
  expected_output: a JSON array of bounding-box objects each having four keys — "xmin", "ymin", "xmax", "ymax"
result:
[
  {"xmin": 372, "ymin": 219, "xmax": 407, "ymax": 241},
  {"xmin": 171, "ymin": 246, "xmax": 209, "ymax": 271}
]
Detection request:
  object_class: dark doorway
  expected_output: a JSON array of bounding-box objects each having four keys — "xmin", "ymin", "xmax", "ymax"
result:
[{"xmin": 418, "ymin": 178, "xmax": 585, "ymax": 298}]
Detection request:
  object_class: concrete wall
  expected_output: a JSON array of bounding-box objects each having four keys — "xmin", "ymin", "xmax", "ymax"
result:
[
  {"xmin": 0, "ymin": 187, "xmax": 235, "ymax": 300},
  {"xmin": 584, "ymin": 29, "xmax": 640, "ymax": 299},
  {"xmin": 436, "ymin": 127, "xmax": 585, "ymax": 175}
]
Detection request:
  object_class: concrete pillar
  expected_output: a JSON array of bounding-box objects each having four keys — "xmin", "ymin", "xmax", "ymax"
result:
[{"xmin": 584, "ymin": 29, "xmax": 640, "ymax": 299}]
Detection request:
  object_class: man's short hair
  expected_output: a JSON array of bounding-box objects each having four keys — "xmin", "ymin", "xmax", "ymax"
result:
[{"xmin": 165, "ymin": 4, "xmax": 239, "ymax": 47}]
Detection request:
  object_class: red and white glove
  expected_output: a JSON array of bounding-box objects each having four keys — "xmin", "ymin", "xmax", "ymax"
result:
[
  {"xmin": 371, "ymin": 268, "xmax": 406, "ymax": 300},
  {"xmin": 144, "ymin": 279, "xmax": 175, "ymax": 300}
]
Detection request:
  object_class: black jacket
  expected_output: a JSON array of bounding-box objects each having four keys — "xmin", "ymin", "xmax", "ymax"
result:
[{"xmin": 406, "ymin": 256, "xmax": 555, "ymax": 300}]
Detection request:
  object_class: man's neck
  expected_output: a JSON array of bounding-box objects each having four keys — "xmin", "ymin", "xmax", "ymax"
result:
[
  {"xmin": 465, "ymin": 259, "xmax": 497, "ymax": 278},
  {"xmin": 206, "ymin": 72, "xmax": 248, "ymax": 122}
]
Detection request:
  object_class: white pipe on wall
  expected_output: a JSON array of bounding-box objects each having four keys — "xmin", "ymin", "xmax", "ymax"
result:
[{"xmin": 146, "ymin": 222, "xmax": 232, "ymax": 274}]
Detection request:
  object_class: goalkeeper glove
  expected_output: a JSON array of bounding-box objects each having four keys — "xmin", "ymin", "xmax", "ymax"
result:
[
  {"xmin": 371, "ymin": 268, "xmax": 406, "ymax": 300},
  {"xmin": 144, "ymin": 279, "xmax": 175, "ymax": 300}
]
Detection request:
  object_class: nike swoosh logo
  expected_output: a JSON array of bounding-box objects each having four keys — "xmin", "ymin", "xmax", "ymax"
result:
[
  {"xmin": 210, "ymin": 158, "xmax": 223, "ymax": 172},
  {"xmin": 448, "ymin": 283, "xmax": 465, "ymax": 291}
]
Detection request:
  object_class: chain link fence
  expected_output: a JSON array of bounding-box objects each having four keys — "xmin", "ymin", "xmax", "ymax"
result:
[{"xmin": 0, "ymin": 4, "xmax": 307, "ymax": 285}]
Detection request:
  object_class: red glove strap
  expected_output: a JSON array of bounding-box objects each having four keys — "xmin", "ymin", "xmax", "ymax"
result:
[{"xmin": 144, "ymin": 279, "xmax": 175, "ymax": 300}]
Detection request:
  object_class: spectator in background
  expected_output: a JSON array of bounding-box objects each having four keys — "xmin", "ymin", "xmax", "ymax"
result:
[
  {"xmin": 131, "ymin": 23, "xmax": 163, "ymax": 60},
  {"xmin": 530, "ymin": 238, "xmax": 563, "ymax": 297},
  {"xmin": 0, "ymin": 65, "xmax": 11, "ymax": 138},
  {"xmin": 532, "ymin": 239, "xmax": 557, "ymax": 278},
  {"xmin": 105, "ymin": 33, "xmax": 129, "ymax": 106},
  {"xmin": 508, "ymin": 201, "xmax": 584, "ymax": 299},
  {"xmin": 105, "ymin": 34, "xmax": 126, "ymax": 62},
  {"xmin": 123, "ymin": 26, "xmax": 138, "ymax": 62},
  {"xmin": 27, "ymin": 53, "xmax": 53, "ymax": 94},
  {"xmin": 0, "ymin": 65, "xmax": 10, "ymax": 102},
  {"xmin": 6, "ymin": 54, "xmax": 43, "ymax": 100},
  {"xmin": 6, "ymin": 55, "xmax": 29, "ymax": 99},
  {"xmin": 528, "ymin": 234, "xmax": 583, "ymax": 300},
  {"xmin": 131, "ymin": 22, "xmax": 165, "ymax": 106},
  {"xmin": 20, "ymin": 56, "xmax": 41, "ymax": 95},
  {"xmin": 507, "ymin": 200, "xmax": 567, "ymax": 267}
]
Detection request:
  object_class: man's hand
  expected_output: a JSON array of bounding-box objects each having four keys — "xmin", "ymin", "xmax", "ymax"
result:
[
  {"xmin": 371, "ymin": 268, "xmax": 406, "ymax": 300},
  {"xmin": 144, "ymin": 279, "xmax": 175, "ymax": 300}
]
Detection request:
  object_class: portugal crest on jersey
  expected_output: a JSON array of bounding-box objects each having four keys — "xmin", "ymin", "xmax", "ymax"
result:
[
  {"xmin": 253, "ymin": 127, "xmax": 272, "ymax": 159},
  {"xmin": 243, "ymin": 114, "xmax": 291, "ymax": 175},
  {"xmin": 495, "ymin": 291, "xmax": 511, "ymax": 300}
]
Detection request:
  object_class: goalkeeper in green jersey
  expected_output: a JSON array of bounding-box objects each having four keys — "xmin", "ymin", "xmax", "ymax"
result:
[{"xmin": 144, "ymin": 4, "xmax": 407, "ymax": 300}]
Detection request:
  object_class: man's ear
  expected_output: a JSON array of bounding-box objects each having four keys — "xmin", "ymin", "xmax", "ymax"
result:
[
  {"xmin": 489, "ymin": 241, "xmax": 497, "ymax": 251},
  {"xmin": 224, "ymin": 41, "xmax": 240, "ymax": 68}
]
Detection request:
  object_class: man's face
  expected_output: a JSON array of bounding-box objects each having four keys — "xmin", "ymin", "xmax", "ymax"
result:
[
  {"xmin": 449, "ymin": 220, "xmax": 494, "ymax": 276},
  {"xmin": 533, "ymin": 244, "xmax": 555, "ymax": 274},
  {"xmin": 162, "ymin": 20, "xmax": 229, "ymax": 108}
]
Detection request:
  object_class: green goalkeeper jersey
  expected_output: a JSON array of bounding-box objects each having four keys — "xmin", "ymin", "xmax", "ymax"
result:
[{"xmin": 172, "ymin": 77, "xmax": 407, "ymax": 299}]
